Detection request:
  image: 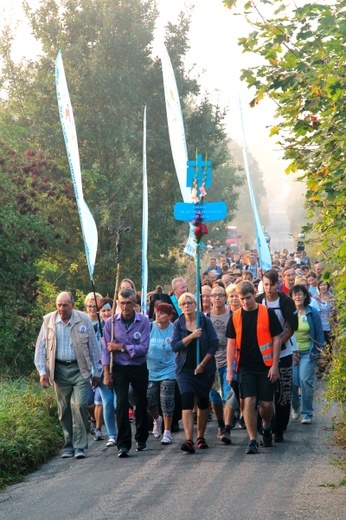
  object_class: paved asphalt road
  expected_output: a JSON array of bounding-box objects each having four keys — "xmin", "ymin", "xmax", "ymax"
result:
[{"xmin": 0, "ymin": 380, "xmax": 344, "ymax": 520}]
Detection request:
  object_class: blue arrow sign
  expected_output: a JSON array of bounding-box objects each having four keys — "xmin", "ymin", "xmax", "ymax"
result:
[{"xmin": 174, "ymin": 201, "xmax": 227, "ymax": 222}]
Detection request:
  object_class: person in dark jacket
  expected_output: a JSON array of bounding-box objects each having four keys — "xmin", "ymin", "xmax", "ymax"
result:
[
  {"xmin": 256, "ymin": 269, "xmax": 298, "ymax": 442},
  {"xmin": 172, "ymin": 292, "xmax": 218, "ymax": 454}
]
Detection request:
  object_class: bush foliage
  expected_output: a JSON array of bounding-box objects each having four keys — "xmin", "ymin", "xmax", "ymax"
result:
[{"xmin": 0, "ymin": 379, "xmax": 63, "ymax": 489}]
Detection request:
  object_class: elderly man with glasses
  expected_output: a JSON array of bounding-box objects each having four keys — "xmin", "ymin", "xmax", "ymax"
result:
[{"xmin": 103, "ymin": 288, "xmax": 150, "ymax": 458}]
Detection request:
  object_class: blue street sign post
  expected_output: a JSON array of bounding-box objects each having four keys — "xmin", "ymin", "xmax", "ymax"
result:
[{"xmin": 174, "ymin": 154, "xmax": 227, "ymax": 366}]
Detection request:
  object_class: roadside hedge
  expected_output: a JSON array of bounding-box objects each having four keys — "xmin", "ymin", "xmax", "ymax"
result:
[{"xmin": 0, "ymin": 378, "xmax": 63, "ymax": 489}]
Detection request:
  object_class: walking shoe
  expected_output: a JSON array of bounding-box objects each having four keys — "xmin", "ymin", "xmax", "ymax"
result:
[
  {"xmin": 301, "ymin": 416, "xmax": 312, "ymax": 424},
  {"xmin": 136, "ymin": 442, "xmax": 147, "ymax": 452},
  {"xmin": 274, "ymin": 433, "xmax": 284, "ymax": 443},
  {"xmin": 181, "ymin": 439, "xmax": 195, "ymax": 454},
  {"xmin": 152, "ymin": 416, "xmax": 163, "ymax": 439},
  {"xmin": 237, "ymin": 414, "xmax": 246, "ymax": 429},
  {"xmin": 245, "ymin": 440, "xmax": 259, "ymax": 454},
  {"xmin": 220, "ymin": 430, "xmax": 231, "ymax": 445},
  {"xmin": 291, "ymin": 409, "xmax": 300, "ymax": 420},
  {"xmin": 61, "ymin": 449, "xmax": 74, "ymax": 458},
  {"xmin": 161, "ymin": 434, "xmax": 172, "ymax": 445},
  {"xmin": 89, "ymin": 418, "xmax": 96, "ymax": 434},
  {"xmin": 262, "ymin": 428, "xmax": 273, "ymax": 447},
  {"xmin": 118, "ymin": 447, "xmax": 129, "ymax": 458},
  {"xmin": 106, "ymin": 435, "xmax": 117, "ymax": 447},
  {"xmin": 74, "ymin": 449, "xmax": 86, "ymax": 459},
  {"xmin": 93, "ymin": 429, "xmax": 104, "ymax": 441},
  {"xmin": 197, "ymin": 437, "xmax": 209, "ymax": 449},
  {"xmin": 217, "ymin": 427, "xmax": 224, "ymax": 439},
  {"xmin": 231, "ymin": 410, "xmax": 240, "ymax": 429}
]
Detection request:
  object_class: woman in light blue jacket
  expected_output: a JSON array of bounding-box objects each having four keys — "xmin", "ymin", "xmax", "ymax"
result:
[{"xmin": 290, "ymin": 285, "xmax": 324, "ymax": 424}]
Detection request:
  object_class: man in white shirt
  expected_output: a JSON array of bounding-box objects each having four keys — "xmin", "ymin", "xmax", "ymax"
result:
[{"xmin": 35, "ymin": 292, "xmax": 101, "ymax": 459}]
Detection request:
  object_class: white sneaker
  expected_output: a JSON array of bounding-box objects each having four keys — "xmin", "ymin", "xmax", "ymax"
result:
[
  {"xmin": 152, "ymin": 416, "xmax": 163, "ymax": 439},
  {"xmin": 301, "ymin": 417, "xmax": 312, "ymax": 424},
  {"xmin": 291, "ymin": 410, "xmax": 300, "ymax": 420},
  {"xmin": 161, "ymin": 434, "xmax": 172, "ymax": 445},
  {"xmin": 106, "ymin": 436, "xmax": 117, "ymax": 447}
]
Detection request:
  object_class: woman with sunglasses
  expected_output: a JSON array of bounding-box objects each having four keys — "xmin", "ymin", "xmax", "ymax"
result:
[{"xmin": 172, "ymin": 292, "xmax": 218, "ymax": 453}]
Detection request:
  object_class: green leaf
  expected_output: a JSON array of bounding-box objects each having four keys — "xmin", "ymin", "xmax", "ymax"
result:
[{"xmin": 269, "ymin": 125, "xmax": 280, "ymax": 136}]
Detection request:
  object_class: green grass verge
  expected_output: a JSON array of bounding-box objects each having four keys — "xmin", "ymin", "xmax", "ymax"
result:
[
  {"xmin": 332, "ymin": 408, "xmax": 346, "ymax": 484},
  {"xmin": 0, "ymin": 377, "xmax": 63, "ymax": 490}
]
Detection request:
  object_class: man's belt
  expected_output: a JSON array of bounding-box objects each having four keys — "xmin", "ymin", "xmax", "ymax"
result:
[{"xmin": 56, "ymin": 359, "xmax": 78, "ymax": 365}]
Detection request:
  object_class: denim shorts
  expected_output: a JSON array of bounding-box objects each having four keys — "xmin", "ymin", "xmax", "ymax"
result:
[
  {"xmin": 209, "ymin": 365, "xmax": 231, "ymax": 404},
  {"xmin": 87, "ymin": 383, "xmax": 102, "ymax": 406}
]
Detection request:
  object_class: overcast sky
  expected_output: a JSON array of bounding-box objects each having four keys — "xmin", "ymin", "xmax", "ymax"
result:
[
  {"xmin": 157, "ymin": 0, "xmax": 290, "ymax": 179},
  {"xmin": 0, "ymin": 0, "xmax": 291, "ymax": 182}
]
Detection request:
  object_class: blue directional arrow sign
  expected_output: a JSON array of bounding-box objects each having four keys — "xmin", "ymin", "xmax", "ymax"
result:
[{"xmin": 174, "ymin": 201, "xmax": 227, "ymax": 222}]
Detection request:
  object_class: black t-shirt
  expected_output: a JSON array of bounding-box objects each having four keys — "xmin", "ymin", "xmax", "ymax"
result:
[{"xmin": 226, "ymin": 307, "xmax": 282, "ymax": 371}]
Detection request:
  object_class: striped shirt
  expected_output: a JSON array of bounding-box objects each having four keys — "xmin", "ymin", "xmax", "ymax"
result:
[{"xmin": 55, "ymin": 314, "xmax": 76, "ymax": 361}]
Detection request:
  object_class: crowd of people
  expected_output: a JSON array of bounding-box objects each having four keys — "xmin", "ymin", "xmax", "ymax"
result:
[{"xmin": 34, "ymin": 247, "xmax": 337, "ymax": 459}]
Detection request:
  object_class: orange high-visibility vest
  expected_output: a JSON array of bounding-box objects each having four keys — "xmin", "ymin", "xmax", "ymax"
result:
[{"xmin": 232, "ymin": 304, "xmax": 273, "ymax": 370}]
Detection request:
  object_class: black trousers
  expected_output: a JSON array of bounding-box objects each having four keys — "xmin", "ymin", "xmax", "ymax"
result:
[
  {"xmin": 113, "ymin": 363, "xmax": 149, "ymax": 451},
  {"xmin": 273, "ymin": 354, "xmax": 293, "ymax": 435},
  {"xmin": 257, "ymin": 355, "xmax": 293, "ymax": 434}
]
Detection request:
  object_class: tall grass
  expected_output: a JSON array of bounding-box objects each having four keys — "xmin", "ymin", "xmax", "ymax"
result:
[{"xmin": 0, "ymin": 377, "xmax": 63, "ymax": 489}]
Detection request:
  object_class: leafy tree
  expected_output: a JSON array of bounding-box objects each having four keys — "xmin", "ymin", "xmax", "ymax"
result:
[
  {"xmin": 0, "ymin": 0, "xmax": 242, "ymax": 296},
  {"xmin": 223, "ymin": 0, "xmax": 346, "ymax": 404},
  {"xmin": 0, "ymin": 143, "xmax": 76, "ymax": 376}
]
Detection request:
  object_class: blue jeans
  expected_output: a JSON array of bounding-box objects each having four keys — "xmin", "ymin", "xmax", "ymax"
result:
[
  {"xmin": 98, "ymin": 374, "xmax": 117, "ymax": 437},
  {"xmin": 292, "ymin": 351, "xmax": 317, "ymax": 419},
  {"xmin": 209, "ymin": 365, "xmax": 231, "ymax": 404}
]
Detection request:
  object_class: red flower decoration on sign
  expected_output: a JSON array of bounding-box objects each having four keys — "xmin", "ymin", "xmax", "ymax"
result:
[{"xmin": 194, "ymin": 223, "xmax": 208, "ymax": 240}]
